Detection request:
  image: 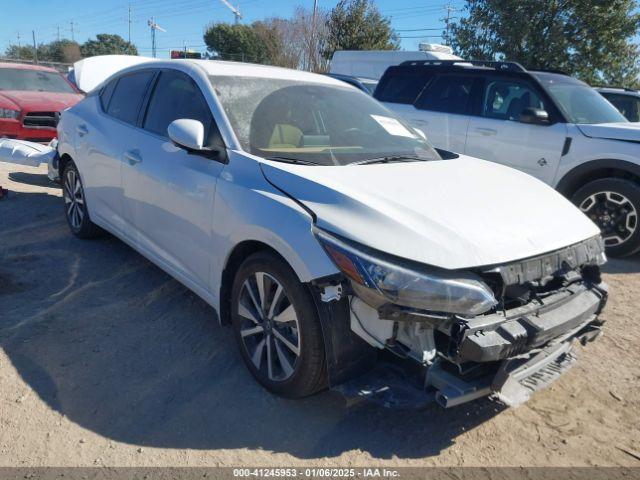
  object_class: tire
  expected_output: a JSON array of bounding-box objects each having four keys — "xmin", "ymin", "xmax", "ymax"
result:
[
  {"xmin": 61, "ymin": 160, "xmax": 102, "ymax": 239},
  {"xmin": 231, "ymin": 251, "xmax": 327, "ymax": 398},
  {"xmin": 572, "ymin": 178, "xmax": 640, "ymax": 257}
]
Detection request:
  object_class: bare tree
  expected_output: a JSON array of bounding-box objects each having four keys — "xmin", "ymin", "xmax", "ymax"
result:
[{"xmin": 292, "ymin": 6, "xmax": 329, "ymax": 72}]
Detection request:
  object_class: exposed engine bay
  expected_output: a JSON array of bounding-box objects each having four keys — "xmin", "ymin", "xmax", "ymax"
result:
[{"xmin": 317, "ymin": 235, "xmax": 607, "ymax": 408}]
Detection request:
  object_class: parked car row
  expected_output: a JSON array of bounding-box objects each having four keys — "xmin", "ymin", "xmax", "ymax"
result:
[
  {"xmin": 35, "ymin": 58, "xmax": 607, "ymax": 409},
  {"xmin": 0, "ymin": 54, "xmax": 633, "ymax": 410}
]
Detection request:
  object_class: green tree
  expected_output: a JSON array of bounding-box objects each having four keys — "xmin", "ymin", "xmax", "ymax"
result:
[
  {"xmin": 48, "ymin": 40, "xmax": 82, "ymax": 63},
  {"xmin": 4, "ymin": 40, "xmax": 79, "ymax": 63},
  {"xmin": 446, "ymin": 0, "xmax": 640, "ymax": 87},
  {"xmin": 323, "ymin": 0, "xmax": 399, "ymax": 60},
  {"xmin": 203, "ymin": 23, "xmax": 271, "ymax": 63},
  {"xmin": 80, "ymin": 34, "xmax": 137, "ymax": 57},
  {"xmin": 4, "ymin": 44, "xmax": 36, "ymax": 61}
]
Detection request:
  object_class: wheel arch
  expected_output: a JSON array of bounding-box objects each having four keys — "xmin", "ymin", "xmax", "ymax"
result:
[
  {"xmin": 556, "ymin": 159, "xmax": 640, "ymax": 198},
  {"xmin": 58, "ymin": 153, "xmax": 73, "ymax": 177},
  {"xmin": 219, "ymin": 240, "xmax": 301, "ymax": 326}
]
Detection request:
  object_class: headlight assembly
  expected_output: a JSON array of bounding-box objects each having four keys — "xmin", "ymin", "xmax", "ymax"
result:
[
  {"xmin": 0, "ymin": 108, "xmax": 20, "ymax": 119},
  {"xmin": 315, "ymin": 229, "xmax": 497, "ymax": 316}
]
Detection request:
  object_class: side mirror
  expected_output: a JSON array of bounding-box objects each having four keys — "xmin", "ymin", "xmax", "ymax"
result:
[
  {"xmin": 519, "ymin": 107, "xmax": 549, "ymax": 125},
  {"xmin": 168, "ymin": 119, "xmax": 205, "ymax": 151}
]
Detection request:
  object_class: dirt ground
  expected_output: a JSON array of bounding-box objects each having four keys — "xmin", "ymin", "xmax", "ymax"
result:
[{"xmin": 0, "ymin": 161, "xmax": 639, "ymax": 468}]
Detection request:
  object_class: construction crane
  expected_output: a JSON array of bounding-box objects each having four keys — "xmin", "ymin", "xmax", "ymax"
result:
[
  {"xmin": 219, "ymin": 0, "xmax": 242, "ymax": 24},
  {"xmin": 148, "ymin": 17, "xmax": 166, "ymax": 58}
]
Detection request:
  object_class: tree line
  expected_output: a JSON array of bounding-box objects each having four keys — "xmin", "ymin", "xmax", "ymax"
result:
[
  {"xmin": 3, "ymin": 34, "xmax": 137, "ymax": 64},
  {"xmin": 3, "ymin": 0, "xmax": 639, "ymax": 87}
]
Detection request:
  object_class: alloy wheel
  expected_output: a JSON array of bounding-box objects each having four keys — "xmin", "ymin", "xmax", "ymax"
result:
[
  {"xmin": 580, "ymin": 190, "xmax": 638, "ymax": 247},
  {"xmin": 237, "ymin": 272, "xmax": 301, "ymax": 382},
  {"xmin": 63, "ymin": 169, "xmax": 85, "ymax": 231}
]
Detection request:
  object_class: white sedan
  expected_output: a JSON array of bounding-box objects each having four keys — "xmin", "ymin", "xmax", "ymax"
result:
[{"xmin": 55, "ymin": 59, "xmax": 607, "ymax": 407}]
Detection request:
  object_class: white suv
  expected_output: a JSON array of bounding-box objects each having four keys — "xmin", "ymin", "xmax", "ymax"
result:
[{"xmin": 376, "ymin": 60, "xmax": 640, "ymax": 257}]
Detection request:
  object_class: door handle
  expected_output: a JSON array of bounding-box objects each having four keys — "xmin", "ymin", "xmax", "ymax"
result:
[
  {"xmin": 475, "ymin": 127, "xmax": 497, "ymax": 136},
  {"xmin": 412, "ymin": 119, "xmax": 429, "ymax": 126},
  {"xmin": 76, "ymin": 124, "xmax": 89, "ymax": 137},
  {"xmin": 123, "ymin": 149, "xmax": 143, "ymax": 166}
]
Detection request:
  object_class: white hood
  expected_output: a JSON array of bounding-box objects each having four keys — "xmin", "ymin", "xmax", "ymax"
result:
[
  {"xmin": 71, "ymin": 55, "xmax": 156, "ymax": 93},
  {"xmin": 261, "ymin": 156, "xmax": 600, "ymax": 270},
  {"xmin": 578, "ymin": 122, "xmax": 640, "ymax": 142}
]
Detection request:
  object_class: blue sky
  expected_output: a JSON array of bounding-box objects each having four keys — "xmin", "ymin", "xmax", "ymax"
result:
[{"xmin": 0, "ymin": 0, "xmax": 464, "ymax": 58}]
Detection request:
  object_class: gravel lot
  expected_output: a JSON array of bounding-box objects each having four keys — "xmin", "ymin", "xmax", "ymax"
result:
[{"xmin": 1, "ymin": 161, "xmax": 639, "ymax": 467}]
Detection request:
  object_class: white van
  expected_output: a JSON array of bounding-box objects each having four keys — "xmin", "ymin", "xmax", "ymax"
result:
[{"xmin": 329, "ymin": 44, "xmax": 461, "ymax": 80}]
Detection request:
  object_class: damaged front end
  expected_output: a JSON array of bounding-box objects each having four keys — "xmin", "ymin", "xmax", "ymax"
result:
[{"xmin": 314, "ymin": 229, "xmax": 607, "ymax": 408}]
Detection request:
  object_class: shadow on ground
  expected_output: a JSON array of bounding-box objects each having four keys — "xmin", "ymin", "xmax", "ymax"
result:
[
  {"xmin": 8, "ymin": 171, "xmax": 59, "ymax": 189},
  {"xmin": 0, "ymin": 186, "xmax": 507, "ymax": 459}
]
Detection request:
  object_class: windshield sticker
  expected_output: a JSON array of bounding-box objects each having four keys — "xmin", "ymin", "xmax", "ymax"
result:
[{"xmin": 371, "ymin": 115, "xmax": 417, "ymax": 138}]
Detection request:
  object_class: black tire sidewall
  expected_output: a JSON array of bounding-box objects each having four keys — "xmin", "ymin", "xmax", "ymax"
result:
[
  {"xmin": 61, "ymin": 161, "xmax": 97, "ymax": 239},
  {"xmin": 231, "ymin": 251, "xmax": 327, "ymax": 398},
  {"xmin": 572, "ymin": 178, "xmax": 640, "ymax": 257}
]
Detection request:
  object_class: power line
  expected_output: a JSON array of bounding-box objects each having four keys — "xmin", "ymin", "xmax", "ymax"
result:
[{"xmin": 396, "ymin": 27, "xmax": 443, "ymax": 32}]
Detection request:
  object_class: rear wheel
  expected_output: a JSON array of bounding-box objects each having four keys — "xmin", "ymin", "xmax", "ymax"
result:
[
  {"xmin": 572, "ymin": 178, "xmax": 640, "ymax": 257},
  {"xmin": 231, "ymin": 251, "xmax": 327, "ymax": 397},
  {"xmin": 62, "ymin": 161, "xmax": 102, "ymax": 239}
]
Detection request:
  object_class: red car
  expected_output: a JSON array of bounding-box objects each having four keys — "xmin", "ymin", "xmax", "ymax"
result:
[{"xmin": 0, "ymin": 62, "xmax": 84, "ymax": 142}]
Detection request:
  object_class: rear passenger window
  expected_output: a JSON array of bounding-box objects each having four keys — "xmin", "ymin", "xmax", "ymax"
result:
[
  {"xmin": 415, "ymin": 75, "xmax": 475, "ymax": 114},
  {"xmin": 143, "ymin": 70, "xmax": 220, "ymax": 146},
  {"xmin": 99, "ymin": 80, "xmax": 117, "ymax": 111},
  {"xmin": 106, "ymin": 71, "xmax": 154, "ymax": 125},
  {"xmin": 375, "ymin": 71, "xmax": 431, "ymax": 104}
]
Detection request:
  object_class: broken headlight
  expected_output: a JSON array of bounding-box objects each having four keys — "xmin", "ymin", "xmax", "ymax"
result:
[{"xmin": 315, "ymin": 229, "xmax": 497, "ymax": 316}]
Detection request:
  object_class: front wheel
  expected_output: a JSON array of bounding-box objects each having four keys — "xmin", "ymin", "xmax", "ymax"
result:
[
  {"xmin": 231, "ymin": 251, "xmax": 327, "ymax": 397},
  {"xmin": 572, "ymin": 178, "xmax": 640, "ymax": 257}
]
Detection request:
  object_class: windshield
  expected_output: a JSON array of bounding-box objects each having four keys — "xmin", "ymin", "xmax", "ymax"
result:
[
  {"xmin": 210, "ymin": 75, "xmax": 441, "ymax": 166},
  {"xmin": 534, "ymin": 73, "xmax": 627, "ymax": 124},
  {"xmin": 0, "ymin": 68, "xmax": 76, "ymax": 93}
]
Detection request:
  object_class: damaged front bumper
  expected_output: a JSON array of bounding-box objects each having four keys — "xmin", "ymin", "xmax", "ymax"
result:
[{"xmin": 316, "ymin": 236, "xmax": 608, "ymax": 409}]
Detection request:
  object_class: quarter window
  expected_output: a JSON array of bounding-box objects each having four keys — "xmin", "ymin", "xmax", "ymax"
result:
[
  {"xmin": 143, "ymin": 70, "xmax": 218, "ymax": 145},
  {"xmin": 106, "ymin": 71, "xmax": 154, "ymax": 125},
  {"xmin": 99, "ymin": 79, "xmax": 117, "ymax": 111},
  {"xmin": 415, "ymin": 75, "xmax": 475, "ymax": 114},
  {"xmin": 482, "ymin": 79, "xmax": 545, "ymax": 121}
]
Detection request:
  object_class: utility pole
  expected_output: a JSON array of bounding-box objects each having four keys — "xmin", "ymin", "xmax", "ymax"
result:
[
  {"xmin": 32, "ymin": 30, "xmax": 37, "ymax": 64},
  {"xmin": 307, "ymin": 0, "xmax": 318, "ymax": 72},
  {"xmin": 443, "ymin": 2, "xmax": 457, "ymax": 43},
  {"xmin": 148, "ymin": 18, "xmax": 166, "ymax": 58},
  {"xmin": 219, "ymin": 0, "xmax": 242, "ymax": 25},
  {"xmin": 16, "ymin": 32, "xmax": 21, "ymax": 59},
  {"xmin": 56, "ymin": 25, "xmax": 61, "ymax": 41},
  {"xmin": 128, "ymin": 4, "xmax": 132, "ymax": 44},
  {"xmin": 70, "ymin": 20, "xmax": 75, "ymax": 41}
]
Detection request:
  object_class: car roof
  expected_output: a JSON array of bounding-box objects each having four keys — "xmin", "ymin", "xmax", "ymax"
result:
[
  {"xmin": 383, "ymin": 61, "xmax": 589, "ymax": 88},
  {"xmin": 135, "ymin": 59, "xmax": 349, "ymax": 87},
  {"xmin": 595, "ymin": 86, "xmax": 640, "ymax": 95},
  {"xmin": 0, "ymin": 62, "xmax": 59, "ymax": 73}
]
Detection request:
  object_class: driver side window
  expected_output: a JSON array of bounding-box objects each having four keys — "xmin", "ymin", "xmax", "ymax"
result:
[
  {"xmin": 142, "ymin": 70, "xmax": 222, "ymax": 147},
  {"xmin": 483, "ymin": 79, "xmax": 545, "ymax": 121}
]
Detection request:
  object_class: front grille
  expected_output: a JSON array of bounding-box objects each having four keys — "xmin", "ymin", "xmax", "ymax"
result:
[{"xmin": 23, "ymin": 111, "xmax": 58, "ymax": 129}]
